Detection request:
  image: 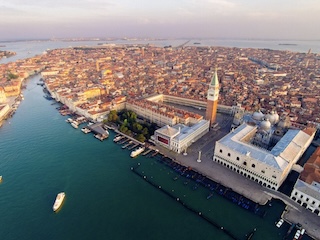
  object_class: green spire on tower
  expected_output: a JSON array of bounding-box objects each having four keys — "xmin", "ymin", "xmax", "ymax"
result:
[{"xmin": 210, "ymin": 67, "xmax": 219, "ymax": 86}]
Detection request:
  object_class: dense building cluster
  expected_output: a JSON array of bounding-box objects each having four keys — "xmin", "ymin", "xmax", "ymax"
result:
[{"xmin": 1, "ymin": 45, "xmax": 320, "ymax": 123}]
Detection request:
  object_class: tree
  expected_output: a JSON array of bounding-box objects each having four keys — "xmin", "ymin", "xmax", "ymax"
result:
[
  {"xmin": 136, "ymin": 134, "xmax": 146, "ymax": 142},
  {"xmin": 133, "ymin": 122, "xmax": 143, "ymax": 132},
  {"xmin": 108, "ymin": 110, "xmax": 118, "ymax": 122},
  {"xmin": 7, "ymin": 71, "xmax": 18, "ymax": 81},
  {"xmin": 142, "ymin": 127, "xmax": 149, "ymax": 136}
]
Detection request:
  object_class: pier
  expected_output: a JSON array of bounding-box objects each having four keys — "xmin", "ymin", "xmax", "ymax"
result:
[
  {"xmin": 87, "ymin": 122, "xmax": 109, "ymax": 137},
  {"xmin": 122, "ymin": 141, "xmax": 133, "ymax": 149},
  {"xmin": 129, "ymin": 143, "xmax": 139, "ymax": 150},
  {"xmin": 142, "ymin": 149, "xmax": 152, "ymax": 156}
]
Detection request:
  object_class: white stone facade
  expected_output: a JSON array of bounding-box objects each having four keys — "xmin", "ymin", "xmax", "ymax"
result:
[
  {"xmin": 213, "ymin": 124, "xmax": 315, "ymax": 190},
  {"xmin": 154, "ymin": 120, "xmax": 210, "ymax": 154},
  {"xmin": 290, "ymin": 180, "xmax": 320, "ymax": 216}
]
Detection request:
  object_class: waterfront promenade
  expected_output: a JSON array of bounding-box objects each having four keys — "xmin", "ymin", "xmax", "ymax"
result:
[{"xmin": 154, "ymin": 126, "xmax": 320, "ymax": 240}]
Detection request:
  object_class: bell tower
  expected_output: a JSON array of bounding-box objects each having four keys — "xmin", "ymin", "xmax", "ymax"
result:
[{"xmin": 205, "ymin": 68, "xmax": 219, "ymax": 125}]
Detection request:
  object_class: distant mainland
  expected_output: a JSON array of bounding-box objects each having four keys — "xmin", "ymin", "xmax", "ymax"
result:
[{"xmin": 279, "ymin": 43, "xmax": 298, "ymax": 46}]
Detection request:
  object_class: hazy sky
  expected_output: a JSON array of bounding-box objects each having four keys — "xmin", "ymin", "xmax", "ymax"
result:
[{"xmin": 1, "ymin": 0, "xmax": 319, "ymax": 40}]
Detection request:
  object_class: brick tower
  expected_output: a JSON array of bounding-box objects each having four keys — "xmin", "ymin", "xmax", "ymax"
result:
[{"xmin": 205, "ymin": 68, "xmax": 219, "ymax": 125}]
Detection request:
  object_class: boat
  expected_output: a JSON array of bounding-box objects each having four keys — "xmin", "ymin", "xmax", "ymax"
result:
[
  {"xmin": 95, "ymin": 134, "xmax": 107, "ymax": 141},
  {"xmin": 276, "ymin": 218, "xmax": 284, "ymax": 228},
  {"xmin": 130, "ymin": 147, "xmax": 145, "ymax": 158},
  {"xmin": 294, "ymin": 230, "xmax": 301, "ymax": 239},
  {"xmin": 71, "ymin": 122, "xmax": 78, "ymax": 129},
  {"xmin": 53, "ymin": 192, "xmax": 65, "ymax": 212},
  {"xmin": 300, "ymin": 228, "xmax": 305, "ymax": 235},
  {"xmin": 66, "ymin": 118, "xmax": 73, "ymax": 123},
  {"xmin": 81, "ymin": 127, "xmax": 91, "ymax": 133},
  {"xmin": 113, "ymin": 136, "xmax": 122, "ymax": 142}
]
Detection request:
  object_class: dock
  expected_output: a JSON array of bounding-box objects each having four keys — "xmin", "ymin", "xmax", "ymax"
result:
[
  {"xmin": 122, "ymin": 141, "xmax": 133, "ymax": 149},
  {"xmin": 129, "ymin": 143, "xmax": 139, "ymax": 150},
  {"xmin": 142, "ymin": 149, "xmax": 152, "ymax": 156},
  {"xmin": 119, "ymin": 138, "xmax": 130, "ymax": 144},
  {"xmin": 87, "ymin": 122, "xmax": 109, "ymax": 137},
  {"xmin": 151, "ymin": 150, "xmax": 159, "ymax": 157}
]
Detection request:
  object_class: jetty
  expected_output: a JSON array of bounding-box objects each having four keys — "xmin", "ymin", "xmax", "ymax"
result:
[
  {"xmin": 122, "ymin": 141, "xmax": 133, "ymax": 149},
  {"xmin": 87, "ymin": 123, "xmax": 109, "ymax": 137},
  {"xmin": 151, "ymin": 150, "xmax": 159, "ymax": 157},
  {"xmin": 119, "ymin": 138, "xmax": 130, "ymax": 145},
  {"xmin": 142, "ymin": 149, "xmax": 152, "ymax": 156},
  {"xmin": 129, "ymin": 143, "xmax": 139, "ymax": 150}
]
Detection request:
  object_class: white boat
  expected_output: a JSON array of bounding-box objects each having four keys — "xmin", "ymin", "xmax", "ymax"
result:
[
  {"xmin": 66, "ymin": 118, "xmax": 73, "ymax": 123},
  {"xmin": 294, "ymin": 230, "xmax": 301, "ymax": 239},
  {"xmin": 81, "ymin": 127, "xmax": 91, "ymax": 134},
  {"xmin": 53, "ymin": 192, "xmax": 65, "ymax": 212},
  {"xmin": 130, "ymin": 147, "xmax": 145, "ymax": 158},
  {"xmin": 113, "ymin": 136, "xmax": 122, "ymax": 142},
  {"xmin": 71, "ymin": 122, "xmax": 78, "ymax": 129},
  {"xmin": 300, "ymin": 228, "xmax": 305, "ymax": 235},
  {"xmin": 276, "ymin": 218, "xmax": 284, "ymax": 228}
]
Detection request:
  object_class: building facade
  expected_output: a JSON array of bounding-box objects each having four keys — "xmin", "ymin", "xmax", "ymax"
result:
[
  {"xmin": 213, "ymin": 123, "xmax": 315, "ymax": 190},
  {"xmin": 154, "ymin": 120, "xmax": 210, "ymax": 154},
  {"xmin": 290, "ymin": 147, "xmax": 320, "ymax": 216}
]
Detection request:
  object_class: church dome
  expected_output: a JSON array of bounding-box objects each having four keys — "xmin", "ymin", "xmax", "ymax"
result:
[
  {"xmin": 252, "ymin": 110, "xmax": 264, "ymax": 121},
  {"xmin": 260, "ymin": 119, "xmax": 271, "ymax": 131},
  {"xmin": 273, "ymin": 111, "xmax": 280, "ymax": 123},
  {"xmin": 268, "ymin": 110, "xmax": 280, "ymax": 125}
]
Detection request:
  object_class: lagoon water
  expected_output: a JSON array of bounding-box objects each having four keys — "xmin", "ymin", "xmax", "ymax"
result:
[
  {"xmin": 0, "ymin": 40, "xmax": 317, "ymax": 240},
  {"xmin": 1, "ymin": 38, "xmax": 320, "ymax": 65}
]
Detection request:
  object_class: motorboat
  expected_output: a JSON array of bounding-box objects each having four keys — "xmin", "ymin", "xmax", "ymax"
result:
[
  {"xmin": 130, "ymin": 147, "xmax": 145, "ymax": 158},
  {"xmin": 53, "ymin": 192, "xmax": 65, "ymax": 212},
  {"xmin": 276, "ymin": 218, "xmax": 284, "ymax": 228}
]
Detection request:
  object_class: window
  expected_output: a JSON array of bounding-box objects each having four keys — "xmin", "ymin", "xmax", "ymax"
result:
[
  {"xmin": 228, "ymin": 153, "xmax": 231, "ymax": 157},
  {"xmin": 295, "ymin": 192, "xmax": 297, "ymax": 196},
  {"xmin": 312, "ymin": 201, "xmax": 315, "ymax": 205},
  {"xmin": 243, "ymin": 162, "xmax": 247, "ymax": 166},
  {"xmin": 306, "ymin": 198, "xmax": 309, "ymax": 202},
  {"xmin": 272, "ymin": 175, "xmax": 276, "ymax": 179},
  {"xmin": 261, "ymin": 170, "xmax": 265, "ymax": 174},
  {"xmin": 220, "ymin": 149, "xmax": 222, "ymax": 153},
  {"xmin": 252, "ymin": 164, "xmax": 255, "ymax": 168},
  {"xmin": 236, "ymin": 157, "xmax": 239, "ymax": 161}
]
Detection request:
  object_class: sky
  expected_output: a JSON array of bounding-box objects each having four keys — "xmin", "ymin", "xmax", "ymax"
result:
[{"xmin": 0, "ymin": 0, "xmax": 320, "ymax": 40}]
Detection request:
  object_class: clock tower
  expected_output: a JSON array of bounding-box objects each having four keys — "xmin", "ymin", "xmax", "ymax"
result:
[{"xmin": 205, "ymin": 68, "xmax": 219, "ymax": 125}]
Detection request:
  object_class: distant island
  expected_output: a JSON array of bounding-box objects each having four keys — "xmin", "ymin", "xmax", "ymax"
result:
[
  {"xmin": 0, "ymin": 50, "xmax": 16, "ymax": 59},
  {"xmin": 279, "ymin": 43, "xmax": 298, "ymax": 46}
]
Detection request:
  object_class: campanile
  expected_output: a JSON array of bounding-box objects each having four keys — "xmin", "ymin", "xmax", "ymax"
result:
[{"xmin": 205, "ymin": 68, "xmax": 219, "ymax": 125}]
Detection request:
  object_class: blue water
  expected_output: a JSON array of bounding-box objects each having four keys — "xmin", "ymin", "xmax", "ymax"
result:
[
  {"xmin": 1, "ymin": 38, "xmax": 320, "ymax": 64},
  {"xmin": 0, "ymin": 74, "xmax": 312, "ymax": 240}
]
